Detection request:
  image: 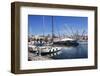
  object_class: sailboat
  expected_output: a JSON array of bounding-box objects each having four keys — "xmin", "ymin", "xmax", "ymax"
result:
[
  {"xmin": 51, "ymin": 16, "xmax": 79, "ymax": 47},
  {"xmin": 33, "ymin": 16, "xmax": 62, "ymax": 55},
  {"xmin": 53, "ymin": 38, "xmax": 79, "ymax": 46}
]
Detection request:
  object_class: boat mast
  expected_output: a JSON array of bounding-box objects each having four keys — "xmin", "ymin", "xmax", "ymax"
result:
[
  {"xmin": 64, "ymin": 24, "xmax": 71, "ymax": 38},
  {"xmin": 52, "ymin": 16, "xmax": 54, "ymax": 43},
  {"xmin": 42, "ymin": 16, "xmax": 45, "ymax": 37}
]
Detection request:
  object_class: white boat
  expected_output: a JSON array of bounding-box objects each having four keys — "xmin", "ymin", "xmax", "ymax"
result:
[
  {"xmin": 28, "ymin": 45, "xmax": 37, "ymax": 51},
  {"xmin": 39, "ymin": 46, "xmax": 62, "ymax": 53},
  {"xmin": 53, "ymin": 38, "xmax": 79, "ymax": 46},
  {"xmin": 28, "ymin": 44, "xmax": 62, "ymax": 54}
]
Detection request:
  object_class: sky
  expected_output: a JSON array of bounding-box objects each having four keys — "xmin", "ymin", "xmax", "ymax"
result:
[{"xmin": 28, "ymin": 15, "xmax": 88, "ymax": 36}]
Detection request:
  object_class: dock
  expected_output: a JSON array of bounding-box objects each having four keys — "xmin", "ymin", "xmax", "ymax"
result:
[{"xmin": 28, "ymin": 51, "xmax": 53, "ymax": 61}]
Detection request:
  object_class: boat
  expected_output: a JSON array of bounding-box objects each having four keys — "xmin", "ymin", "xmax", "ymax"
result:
[
  {"xmin": 28, "ymin": 44, "xmax": 62, "ymax": 56},
  {"xmin": 28, "ymin": 16, "xmax": 62, "ymax": 56},
  {"xmin": 53, "ymin": 38, "xmax": 79, "ymax": 47},
  {"xmin": 38, "ymin": 46, "xmax": 62, "ymax": 55},
  {"xmin": 51, "ymin": 16, "xmax": 79, "ymax": 47}
]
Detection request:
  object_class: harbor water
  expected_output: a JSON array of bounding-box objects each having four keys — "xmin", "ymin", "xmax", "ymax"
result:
[{"xmin": 51, "ymin": 42, "xmax": 88, "ymax": 59}]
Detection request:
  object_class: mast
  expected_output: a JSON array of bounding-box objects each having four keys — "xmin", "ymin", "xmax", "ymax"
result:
[
  {"xmin": 42, "ymin": 16, "xmax": 45, "ymax": 37},
  {"xmin": 52, "ymin": 16, "xmax": 54, "ymax": 43},
  {"xmin": 64, "ymin": 24, "xmax": 71, "ymax": 38},
  {"xmin": 81, "ymin": 30, "xmax": 85, "ymax": 40}
]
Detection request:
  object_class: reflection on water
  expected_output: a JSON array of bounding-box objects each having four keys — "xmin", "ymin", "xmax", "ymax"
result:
[{"xmin": 51, "ymin": 42, "xmax": 88, "ymax": 59}]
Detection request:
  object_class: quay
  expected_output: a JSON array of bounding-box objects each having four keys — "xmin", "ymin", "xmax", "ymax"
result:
[{"xmin": 28, "ymin": 51, "xmax": 53, "ymax": 61}]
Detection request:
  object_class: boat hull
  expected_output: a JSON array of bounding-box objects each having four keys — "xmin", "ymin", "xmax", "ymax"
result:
[{"xmin": 53, "ymin": 41, "xmax": 79, "ymax": 47}]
